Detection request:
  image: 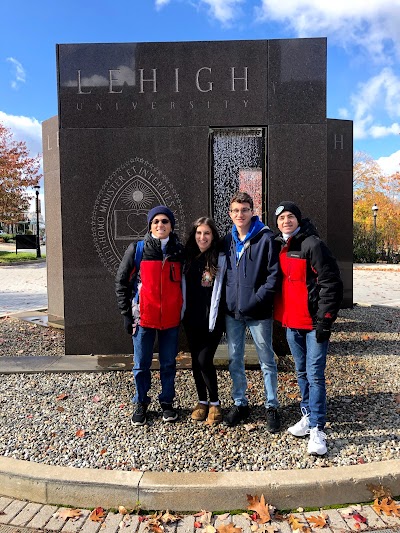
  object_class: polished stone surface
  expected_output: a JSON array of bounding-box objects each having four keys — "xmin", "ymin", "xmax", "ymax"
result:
[
  {"xmin": 267, "ymin": 123, "xmax": 328, "ymax": 239},
  {"xmin": 50, "ymin": 37, "xmax": 353, "ymax": 354},
  {"xmin": 268, "ymin": 38, "xmax": 326, "ymax": 125},
  {"xmin": 327, "ymin": 119, "xmax": 353, "ymax": 308},
  {"xmin": 58, "ymin": 40, "xmax": 269, "ymax": 129},
  {"xmin": 59, "ymin": 126, "xmax": 209, "ymax": 354},
  {"xmin": 42, "ymin": 116, "xmax": 64, "ymax": 321}
]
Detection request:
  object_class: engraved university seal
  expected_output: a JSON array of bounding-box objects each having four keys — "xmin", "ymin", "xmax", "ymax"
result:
[{"xmin": 92, "ymin": 157, "xmax": 186, "ymax": 274}]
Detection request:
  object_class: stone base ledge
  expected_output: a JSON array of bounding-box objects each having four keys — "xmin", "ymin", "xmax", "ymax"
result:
[{"xmin": 0, "ymin": 456, "xmax": 399, "ymax": 511}]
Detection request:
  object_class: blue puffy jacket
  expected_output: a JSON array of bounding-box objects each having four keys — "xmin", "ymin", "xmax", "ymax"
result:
[{"xmin": 224, "ymin": 217, "xmax": 280, "ymax": 321}]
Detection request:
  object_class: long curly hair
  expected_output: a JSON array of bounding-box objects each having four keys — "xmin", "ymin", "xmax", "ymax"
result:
[{"xmin": 184, "ymin": 217, "xmax": 221, "ymax": 277}]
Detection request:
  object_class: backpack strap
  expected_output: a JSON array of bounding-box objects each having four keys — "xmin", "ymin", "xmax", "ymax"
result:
[
  {"xmin": 132, "ymin": 240, "xmax": 144, "ymax": 303},
  {"xmin": 134, "ymin": 240, "xmax": 144, "ymax": 271}
]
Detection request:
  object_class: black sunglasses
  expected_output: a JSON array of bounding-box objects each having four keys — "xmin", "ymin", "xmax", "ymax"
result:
[{"xmin": 152, "ymin": 218, "xmax": 170, "ymax": 225}]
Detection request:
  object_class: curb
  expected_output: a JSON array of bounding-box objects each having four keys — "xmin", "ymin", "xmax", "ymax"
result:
[{"xmin": 1, "ymin": 456, "xmax": 400, "ymax": 511}]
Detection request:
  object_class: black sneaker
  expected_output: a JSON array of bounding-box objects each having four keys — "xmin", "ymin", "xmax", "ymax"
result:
[
  {"xmin": 266, "ymin": 407, "xmax": 281, "ymax": 433},
  {"xmin": 160, "ymin": 403, "xmax": 178, "ymax": 422},
  {"xmin": 225, "ymin": 404, "xmax": 250, "ymax": 427},
  {"xmin": 131, "ymin": 403, "xmax": 147, "ymax": 426}
]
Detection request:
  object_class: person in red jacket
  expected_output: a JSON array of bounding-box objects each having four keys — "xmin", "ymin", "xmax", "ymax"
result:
[
  {"xmin": 274, "ymin": 201, "xmax": 343, "ymax": 455},
  {"xmin": 115, "ymin": 206, "xmax": 184, "ymax": 426}
]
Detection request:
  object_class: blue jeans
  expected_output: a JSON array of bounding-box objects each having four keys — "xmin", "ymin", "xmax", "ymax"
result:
[
  {"xmin": 132, "ymin": 326, "xmax": 179, "ymax": 405},
  {"xmin": 225, "ymin": 315, "xmax": 279, "ymax": 409},
  {"xmin": 286, "ymin": 328, "xmax": 328, "ymax": 429}
]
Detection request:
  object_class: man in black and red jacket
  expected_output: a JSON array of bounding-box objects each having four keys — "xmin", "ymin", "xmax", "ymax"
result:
[
  {"xmin": 115, "ymin": 205, "xmax": 184, "ymax": 426},
  {"xmin": 274, "ymin": 201, "xmax": 343, "ymax": 456}
]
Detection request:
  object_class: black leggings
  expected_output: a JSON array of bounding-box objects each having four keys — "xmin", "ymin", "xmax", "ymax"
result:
[{"xmin": 184, "ymin": 323, "xmax": 224, "ymax": 403}]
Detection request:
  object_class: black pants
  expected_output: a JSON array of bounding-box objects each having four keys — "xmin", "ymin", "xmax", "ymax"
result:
[{"xmin": 184, "ymin": 321, "xmax": 224, "ymax": 403}]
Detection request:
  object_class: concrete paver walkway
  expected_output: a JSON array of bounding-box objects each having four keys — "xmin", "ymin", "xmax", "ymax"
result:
[{"xmin": 1, "ymin": 494, "xmax": 400, "ymax": 532}]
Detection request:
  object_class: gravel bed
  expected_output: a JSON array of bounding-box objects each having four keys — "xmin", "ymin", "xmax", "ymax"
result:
[{"xmin": 0, "ymin": 305, "xmax": 399, "ymax": 472}]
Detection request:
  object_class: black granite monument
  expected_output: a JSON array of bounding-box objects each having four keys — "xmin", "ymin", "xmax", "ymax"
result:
[{"xmin": 46, "ymin": 37, "xmax": 352, "ymax": 355}]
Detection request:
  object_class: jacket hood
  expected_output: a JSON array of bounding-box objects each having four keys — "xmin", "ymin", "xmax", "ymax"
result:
[{"xmin": 232, "ymin": 216, "xmax": 268, "ymax": 245}]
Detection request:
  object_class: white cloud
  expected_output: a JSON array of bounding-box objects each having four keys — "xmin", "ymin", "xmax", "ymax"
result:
[
  {"xmin": 338, "ymin": 107, "xmax": 350, "ymax": 119},
  {"xmin": 6, "ymin": 57, "xmax": 26, "ymax": 89},
  {"xmin": 0, "ymin": 111, "xmax": 42, "ymax": 157},
  {"xmin": 154, "ymin": 0, "xmax": 244, "ymax": 24},
  {"xmin": 348, "ymin": 67, "xmax": 400, "ymax": 139},
  {"xmin": 255, "ymin": 0, "xmax": 400, "ymax": 63},
  {"xmin": 376, "ymin": 150, "xmax": 400, "ymax": 175},
  {"xmin": 155, "ymin": 0, "xmax": 171, "ymax": 8}
]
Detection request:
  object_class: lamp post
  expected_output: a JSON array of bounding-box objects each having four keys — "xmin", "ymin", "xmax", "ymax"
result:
[
  {"xmin": 372, "ymin": 203, "xmax": 378, "ymax": 259},
  {"xmin": 34, "ymin": 185, "xmax": 41, "ymax": 258}
]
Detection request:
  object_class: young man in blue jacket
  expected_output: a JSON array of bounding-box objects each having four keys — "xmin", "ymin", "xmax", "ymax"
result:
[{"xmin": 224, "ymin": 191, "xmax": 281, "ymax": 432}]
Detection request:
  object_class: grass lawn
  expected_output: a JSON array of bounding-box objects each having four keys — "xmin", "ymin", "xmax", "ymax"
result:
[{"xmin": 0, "ymin": 251, "xmax": 46, "ymax": 263}]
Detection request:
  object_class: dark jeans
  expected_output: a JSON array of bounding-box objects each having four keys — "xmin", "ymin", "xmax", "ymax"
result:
[
  {"xmin": 184, "ymin": 321, "xmax": 224, "ymax": 403},
  {"xmin": 132, "ymin": 325, "xmax": 179, "ymax": 405},
  {"xmin": 286, "ymin": 327, "xmax": 329, "ymax": 429}
]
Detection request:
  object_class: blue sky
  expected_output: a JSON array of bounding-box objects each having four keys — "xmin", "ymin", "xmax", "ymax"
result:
[{"xmin": 1, "ymin": 0, "xmax": 400, "ymax": 212}]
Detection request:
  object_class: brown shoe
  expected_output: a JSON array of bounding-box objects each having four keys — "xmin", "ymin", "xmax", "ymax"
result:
[
  {"xmin": 206, "ymin": 405, "xmax": 222, "ymax": 425},
  {"xmin": 191, "ymin": 403, "xmax": 208, "ymax": 421}
]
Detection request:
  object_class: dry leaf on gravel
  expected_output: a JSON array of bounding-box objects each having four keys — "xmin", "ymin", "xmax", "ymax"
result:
[
  {"xmin": 90, "ymin": 507, "xmax": 105, "ymax": 522},
  {"xmin": 216, "ymin": 524, "xmax": 242, "ymax": 533},
  {"xmin": 75, "ymin": 429, "xmax": 85, "ymax": 438},
  {"xmin": 247, "ymin": 494, "xmax": 271, "ymax": 524},
  {"xmin": 56, "ymin": 393, "xmax": 68, "ymax": 401},
  {"xmin": 57, "ymin": 508, "xmax": 82, "ymax": 520}
]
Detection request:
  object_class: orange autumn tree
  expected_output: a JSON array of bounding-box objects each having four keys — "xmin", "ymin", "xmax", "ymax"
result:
[
  {"xmin": 353, "ymin": 151, "xmax": 400, "ymax": 262},
  {"xmin": 0, "ymin": 122, "xmax": 42, "ymax": 225}
]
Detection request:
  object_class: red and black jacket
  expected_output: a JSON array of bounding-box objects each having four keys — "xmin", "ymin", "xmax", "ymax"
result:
[
  {"xmin": 274, "ymin": 219, "xmax": 343, "ymax": 330},
  {"xmin": 115, "ymin": 232, "xmax": 184, "ymax": 330}
]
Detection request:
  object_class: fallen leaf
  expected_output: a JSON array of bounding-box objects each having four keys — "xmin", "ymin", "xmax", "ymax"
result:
[
  {"xmin": 56, "ymin": 393, "xmax": 68, "ymax": 401},
  {"xmin": 194, "ymin": 522, "xmax": 202, "ymax": 528},
  {"xmin": 244, "ymin": 423, "xmax": 258, "ymax": 432},
  {"xmin": 241, "ymin": 513, "xmax": 251, "ymax": 520},
  {"xmin": 374, "ymin": 498, "xmax": 400, "ymax": 517},
  {"xmin": 287, "ymin": 393, "xmax": 299, "ymax": 399},
  {"xmin": 93, "ymin": 395, "xmax": 101, "ymax": 402},
  {"xmin": 216, "ymin": 524, "xmax": 242, "ymax": 533},
  {"xmin": 352, "ymin": 513, "xmax": 367, "ymax": 524},
  {"xmin": 205, "ymin": 525, "xmax": 217, "ymax": 533},
  {"xmin": 75, "ymin": 429, "xmax": 85, "ymax": 438},
  {"xmin": 161, "ymin": 511, "xmax": 182, "ymax": 523},
  {"xmin": 251, "ymin": 525, "xmax": 258, "ymax": 531},
  {"xmin": 100, "ymin": 448, "xmax": 107, "ymax": 455},
  {"xmin": 90, "ymin": 507, "xmax": 105, "ymax": 522},
  {"xmin": 56, "ymin": 406, "xmax": 65, "ymax": 412},
  {"xmin": 288, "ymin": 515, "xmax": 310, "ymax": 532},
  {"xmin": 247, "ymin": 494, "xmax": 271, "ymax": 524},
  {"xmin": 58, "ymin": 508, "xmax": 82, "ymax": 520},
  {"xmin": 297, "ymin": 508, "xmax": 304, "ymax": 513},
  {"xmin": 307, "ymin": 515, "xmax": 327, "ymax": 528},
  {"xmin": 118, "ymin": 506, "xmax": 129, "ymax": 515}
]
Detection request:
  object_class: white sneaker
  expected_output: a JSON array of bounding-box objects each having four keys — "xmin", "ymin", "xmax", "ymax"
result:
[
  {"xmin": 287, "ymin": 409, "xmax": 310, "ymax": 437},
  {"xmin": 307, "ymin": 427, "xmax": 327, "ymax": 455}
]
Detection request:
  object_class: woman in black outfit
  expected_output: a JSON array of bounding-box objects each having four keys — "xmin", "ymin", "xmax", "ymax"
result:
[{"xmin": 183, "ymin": 217, "xmax": 226, "ymax": 424}]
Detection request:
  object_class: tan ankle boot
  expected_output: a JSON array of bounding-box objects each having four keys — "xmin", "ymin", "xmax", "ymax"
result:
[
  {"xmin": 191, "ymin": 403, "xmax": 208, "ymax": 421},
  {"xmin": 206, "ymin": 405, "xmax": 222, "ymax": 424}
]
